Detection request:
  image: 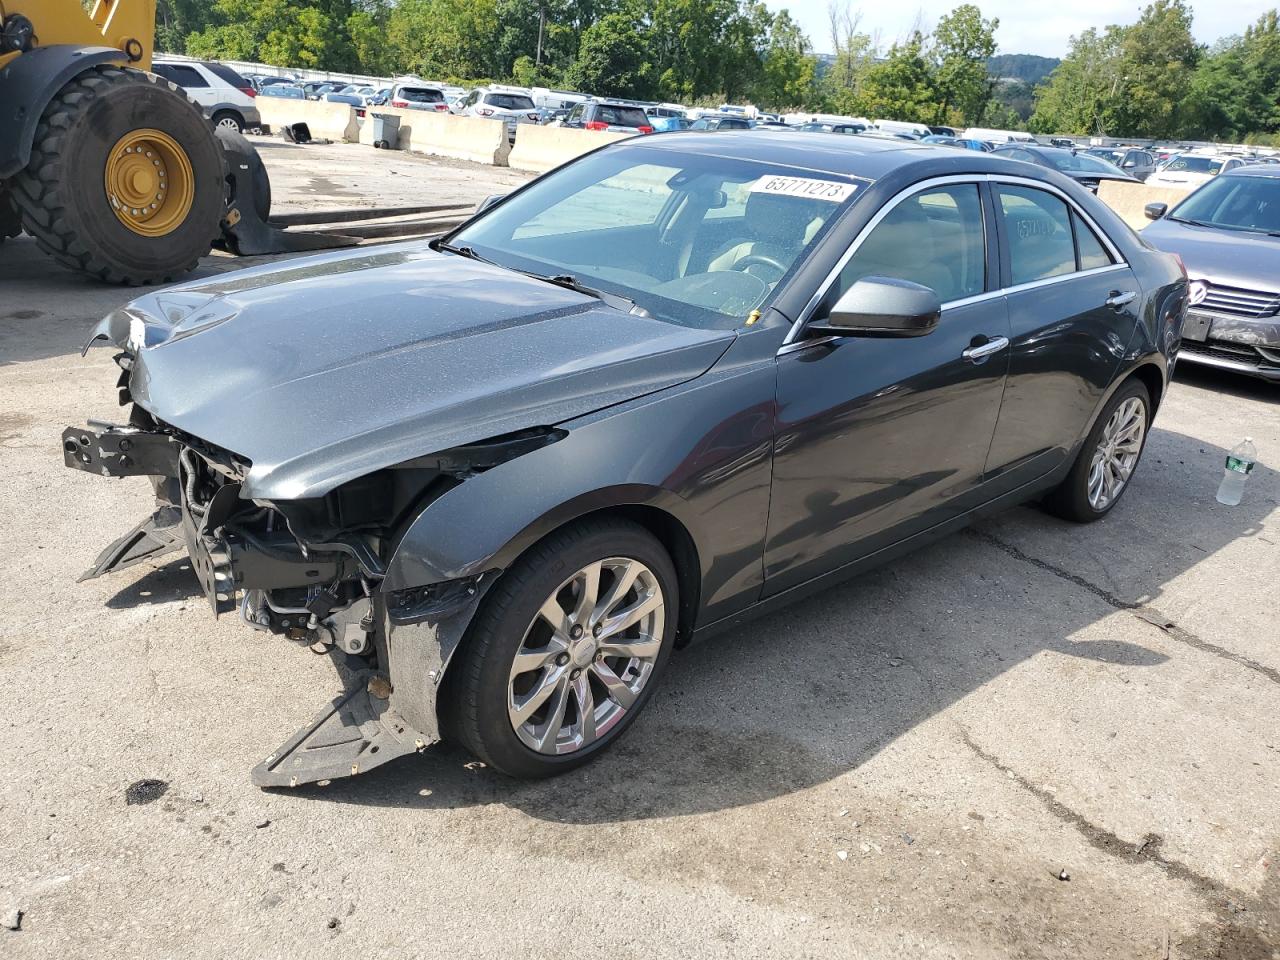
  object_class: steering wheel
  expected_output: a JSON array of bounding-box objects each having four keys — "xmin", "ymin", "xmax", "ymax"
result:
[{"xmin": 732, "ymin": 253, "xmax": 788, "ymax": 278}]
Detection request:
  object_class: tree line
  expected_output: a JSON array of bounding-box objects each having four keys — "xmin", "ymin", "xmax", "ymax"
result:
[
  {"xmin": 156, "ymin": 0, "xmax": 1280, "ymax": 141},
  {"xmin": 1031, "ymin": 0, "xmax": 1280, "ymax": 143},
  {"xmin": 156, "ymin": 0, "xmax": 1009, "ymax": 125}
]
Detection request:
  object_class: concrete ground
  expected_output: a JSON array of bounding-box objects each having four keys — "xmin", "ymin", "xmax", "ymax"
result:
[{"xmin": 1, "ymin": 141, "xmax": 1277, "ymax": 960}]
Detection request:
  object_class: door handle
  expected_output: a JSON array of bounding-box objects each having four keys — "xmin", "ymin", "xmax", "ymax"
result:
[
  {"xmin": 1105, "ymin": 290, "xmax": 1137, "ymax": 310},
  {"xmin": 962, "ymin": 336, "xmax": 1009, "ymax": 363}
]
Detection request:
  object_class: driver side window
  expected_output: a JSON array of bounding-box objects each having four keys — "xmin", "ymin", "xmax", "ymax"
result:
[{"xmin": 833, "ymin": 184, "xmax": 987, "ymax": 306}]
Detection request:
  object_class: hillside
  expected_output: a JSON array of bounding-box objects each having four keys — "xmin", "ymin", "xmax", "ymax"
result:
[{"xmin": 988, "ymin": 53, "xmax": 1060, "ymax": 85}]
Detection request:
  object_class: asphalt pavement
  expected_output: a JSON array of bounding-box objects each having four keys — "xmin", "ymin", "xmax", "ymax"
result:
[{"xmin": 0, "ymin": 141, "xmax": 1277, "ymax": 960}]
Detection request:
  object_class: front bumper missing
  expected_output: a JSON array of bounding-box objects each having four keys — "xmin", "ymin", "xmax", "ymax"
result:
[{"xmin": 251, "ymin": 660, "xmax": 425, "ymax": 787}]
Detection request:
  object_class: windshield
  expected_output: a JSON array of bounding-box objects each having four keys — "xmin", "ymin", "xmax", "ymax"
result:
[
  {"xmin": 398, "ymin": 87, "xmax": 445, "ymax": 103},
  {"xmin": 487, "ymin": 93, "xmax": 535, "ymax": 110},
  {"xmin": 1164, "ymin": 156, "xmax": 1225, "ymax": 175},
  {"xmin": 1169, "ymin": 175, "xmax": 1280, "ymax": 233},
  {"xmin": 448, "ymin": 146, "xmax": 859, "ymax": 328},
  {"xmin": 1088, "ymin": 149, "xmax": 1125, "ymax": 165}
]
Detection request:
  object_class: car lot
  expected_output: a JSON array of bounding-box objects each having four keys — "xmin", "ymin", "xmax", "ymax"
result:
[{"xmin": 1, "ymin": 141, "xmax": 1277, "ymax": 959}]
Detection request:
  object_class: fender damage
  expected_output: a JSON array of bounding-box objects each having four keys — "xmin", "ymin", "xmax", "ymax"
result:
[{"xmin": 64, "ymin": 244, "xmax": 735, "ymax": 787}]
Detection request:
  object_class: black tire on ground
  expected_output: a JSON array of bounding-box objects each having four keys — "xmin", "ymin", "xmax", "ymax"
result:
[
  {"xmin": 10, "ymin": 65, "xmax": 226, "ymax": 284},
  {"xmin": 444, "ymin": 518, "xmax": 678, "ymax": 778},
  {"xmin": 211, "ymin": 110, "xmax": 244, "ymax": 134},
  {"xmin": 1042, "ymin": 378, "xmax": 1152, "ymax": 523}
]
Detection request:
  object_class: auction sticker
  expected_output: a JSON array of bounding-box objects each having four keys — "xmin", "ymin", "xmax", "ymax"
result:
[{"xmin": 750, "ymin": 176, "xmax": 857, "ymax": 202}]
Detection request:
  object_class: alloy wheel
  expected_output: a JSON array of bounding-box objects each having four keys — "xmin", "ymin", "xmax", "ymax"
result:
[
  {"xmin": 1087, "ymin": 396, "xmax": 1146, "ymax": 510},
  {"xmin": 507, "ymin": 558, "xmax": 665, "ymax": 755}
]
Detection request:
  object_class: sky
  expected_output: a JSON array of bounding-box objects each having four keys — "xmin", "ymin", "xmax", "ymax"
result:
[{"xmin": 785, "ymin": 0, "xmax": 1278, "ymax": 58}]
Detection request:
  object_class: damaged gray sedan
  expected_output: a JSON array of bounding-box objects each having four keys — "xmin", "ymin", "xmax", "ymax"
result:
[{"xmin": 64, "ymin": 133, "xmax": 1184, "ymax": 786}]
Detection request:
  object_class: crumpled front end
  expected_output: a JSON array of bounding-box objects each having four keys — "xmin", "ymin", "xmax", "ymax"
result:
[{"xmin": 64, "ymin": 374, "xmax": 519, "ymax": 788}]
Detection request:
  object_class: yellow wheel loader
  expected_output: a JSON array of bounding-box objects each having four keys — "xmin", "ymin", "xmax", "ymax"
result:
[
  {"xmin": 0, "ymin": 0, "xmax": 227, "ymax": 283},
  {"xmin": 0, "ymin": 0, "xmax": 476, "ymax": 283}
]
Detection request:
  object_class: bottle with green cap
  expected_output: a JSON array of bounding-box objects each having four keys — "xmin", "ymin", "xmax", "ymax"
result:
[{"xmin": 1215, "ymin": 438, "xmax": 1257, "ymax": 506}]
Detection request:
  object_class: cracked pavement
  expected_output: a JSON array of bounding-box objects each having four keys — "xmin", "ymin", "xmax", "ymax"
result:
[{"xmin": 1, "ymin": 142, "xmax": 1278, "ymax": 959}]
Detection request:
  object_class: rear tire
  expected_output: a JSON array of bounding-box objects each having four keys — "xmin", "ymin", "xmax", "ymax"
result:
[
  {"xmin": 11, "ymin": 65, "xmax": 225, "ymax": 284},
  {"xmin": 1043, "ymin": 379, "xmax": 1151, "ymax": 522},
  {"xmin": 445, "ymin": 518, "xmax": 678, "ymax": 778},
  {"xmin": 211, "ymin": 110, "xmax": 244, "ymax": 134}
]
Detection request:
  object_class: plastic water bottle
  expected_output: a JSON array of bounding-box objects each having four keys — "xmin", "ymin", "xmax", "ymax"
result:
[{"xmin": 1216, "ymin": 438, "xmax": 1258, "ymax": 506}]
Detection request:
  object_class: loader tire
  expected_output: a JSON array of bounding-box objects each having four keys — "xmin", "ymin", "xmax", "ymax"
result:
[{"xmin": 10, "ymin": 65, "xmax": 226, "ymax": 285}]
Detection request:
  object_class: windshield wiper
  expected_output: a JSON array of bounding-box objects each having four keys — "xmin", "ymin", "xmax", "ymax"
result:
[
  {"xmin": 1167, "ymin": 216, "xmax": 1218, "ymax": 228},
  {"xmin": 430, "ymin": 239, "xmax": 496, "ymax": 264},
  {"xmin": 521, "ymin": 271, "xmax": 639, "ymax": 312}
]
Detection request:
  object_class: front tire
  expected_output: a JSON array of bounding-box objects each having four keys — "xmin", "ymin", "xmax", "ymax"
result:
[
  {"xmin": 1043, "ymin": 379, "xmax": 1151, "ymax": 522},
  {"xmin": 446, "ymin": 518, "xmax": 678, "ymax": 778},
  {"xmin": 11, "ymin": 65, "xmax": 225, "ymax": 284}
]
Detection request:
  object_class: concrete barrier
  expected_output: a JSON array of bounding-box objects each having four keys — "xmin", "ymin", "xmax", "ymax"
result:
[
  {"xmin": 508, "ymin": 125, "xmax": 634, "ymax": 174},
  {"xmin": 1097, "ymin": 179, "xmax": 1194, "ymax": 231},
  {"xmin": 358, "ymin": 109, "xmax": 511, "ymax": 166},
  {"xmin": 255, "ymin": 97, "xmax": 360, "ymax": 143}
]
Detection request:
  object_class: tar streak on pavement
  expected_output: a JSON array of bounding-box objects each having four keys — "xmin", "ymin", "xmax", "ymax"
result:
[
  {"xmin": 965, "ymin": 527, "xmax": 1280, "ymax": 686},
  {"xmin": 124, "ymin": 778, "xmax": 170, "ymax": 806}
]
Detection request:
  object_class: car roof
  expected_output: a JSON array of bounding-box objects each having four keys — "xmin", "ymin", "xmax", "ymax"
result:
[
  {"xmin": 624, "ymin": 130, "xmax": 1068, "ymax": 183},
  {"xmin": 1222, "ymin": 163, "xmax": 1280, "ymax": 178}
]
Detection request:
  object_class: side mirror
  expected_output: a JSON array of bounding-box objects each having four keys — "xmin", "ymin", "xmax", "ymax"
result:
[
  {"xmin": 1144, "ymin": 202, "xmax": 1167, "ymax": 221},
  {"xmin": 476, "ymin": 194, "xmax": 505, "ymax": 214},
  {"xmin": 808, "ymin": 276, "xmax": 942, "ymax": 338}
]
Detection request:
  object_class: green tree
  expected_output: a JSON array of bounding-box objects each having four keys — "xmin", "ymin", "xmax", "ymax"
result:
[
  {"xmin": 563, "ymin": 13, "xmax": 654, "ymax": 97},
  {"xmin": 1029, "ymin": 26, "xmax": 1127, "ymax": 135},
  {"xmin": 859, "ymin": 32, "xmax": 936, "ymax": 122},
  {"xmin": 1111, "ymin": 0, "xmax": 1198, "ymax": 138},
  {"xmin": 186, "ymin": 0, "xmax": 339, "ymax": 68},
  {"xmin": 757, "ymin": 9, "xmax": 818, "ymax": 109},
  {"xmin": 931, "ymin": 4, "xmax": 998, "ymax": 125}
]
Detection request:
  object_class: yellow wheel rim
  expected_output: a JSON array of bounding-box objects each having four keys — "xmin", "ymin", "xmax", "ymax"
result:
[{"xmin": 103, "ymin": 128, "xmax": 196, "ymax": 237}]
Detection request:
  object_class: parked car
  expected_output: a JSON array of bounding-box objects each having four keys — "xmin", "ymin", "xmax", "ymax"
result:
[
  {"xmin": 65, "ymin": 132, "xmax": 1184, "ymax": 785},
  {"xmin": 151, "ymin": 59, "xmax": 261, "ymax": 134},
  {"xmin": 875, "ymin": 119, "xmax": 930, "ymax": 138},
  {"xmin": 258, "ymin": 84, "xmax": 305, "ymax": 100},
  {"xmin": 689, "ymin": 115, "xmax": 750, "ymax": 130},
  {"xmin": 322, "ymin": 92, "xmax": 364, "ymax": 107},
  {"xmin": 388, "ymin": 83, "xmax": 451, "ymax": 112},
  {"xmin": 648, "ymin": 116, "xmax": 691, "ymax": 132},
  {"xmin": 1142, "ymin": 164, "xmax": 1280, "ymax": 381},
  {"xmin": 457, "ymin": 86, "xmax": 542, "ymax": 138},
  {"xmin": 750, "ymin": 120, "xmax": 793, "ymax": 130},
  {"xmin": 797, "ymin": 121, "xmax": 865, "ymax": 135},
  {"xmin": 922, "ymin": 135, "xmax": 992, "ymax": 151},
  {"xmin": 1147, "ymin": 154, "xmax": 1248, "ymax": 189},
  {"xmin": 1048, "ymin": 137, "xmax": 1077, "ymax": 149},
  {"xmin": 562, "ymin": 100, "xmax": 654, "ymax": 134},
  {"xmin": 1087, "ymin": 147, "xmax": 1158, "ymax": 182},
  {"xmin": 302, "ymin": 82, "xmax": 338, "ymax": 100},
  {"xmin": 992, "ymin": 144, "xmax": 1136, "ymax": 192},
  {"xmin": 929, "ymin": 125, "xmax": 958, "ymax": 137}
]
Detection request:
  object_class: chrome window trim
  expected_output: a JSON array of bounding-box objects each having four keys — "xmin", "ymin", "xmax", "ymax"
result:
[{"xmin": 780, "ymin": 173, "xmax": 1131, "ymax": 350}]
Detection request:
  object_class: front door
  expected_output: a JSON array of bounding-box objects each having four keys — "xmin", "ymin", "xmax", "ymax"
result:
[{"xmin": 764, "ymin": 181, "xmax": 1010, "ymax": 593}]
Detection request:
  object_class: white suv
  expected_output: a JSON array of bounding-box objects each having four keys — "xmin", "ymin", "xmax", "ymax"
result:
[
  {"xmin": 456, "ymin": 86, "xmax": 541, "ymax": 139},
  {"xmin": 151, "ymin": 60, "xmax": 262, "ymax": 134}
]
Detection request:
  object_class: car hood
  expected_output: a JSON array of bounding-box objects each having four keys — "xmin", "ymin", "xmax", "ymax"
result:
[
  {"xmin": 1141, "ymin": 218, "xmax": 1280, "ymax": 288},
  {"xmin": 87, "ymin": 245, "xmax": 736, "ymax": 500}
]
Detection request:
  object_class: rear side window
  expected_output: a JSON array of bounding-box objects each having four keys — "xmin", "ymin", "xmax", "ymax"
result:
[
  {"xmin": 153, "ymin": 64, "xmax": 208, "ymax": 89},
  {"xmin": 836, "ymin": 184, "xmax": 986, "ymax": 304},
  {"xmin": 204, "ymin": 63, "xmax": 249, "ymax": 88},
  {"xmin": 998, "ymin": 186, "xmax": 1075, "ymax": 285},
  {"xmin": 1073, "ymin": 212, "xmax": 1113, "ymax": 270}
]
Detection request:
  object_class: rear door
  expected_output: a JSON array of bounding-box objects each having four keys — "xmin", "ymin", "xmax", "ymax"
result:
[{"xmin": 983, "ymin": 180, "xmax": 1139, "ymax": 491}]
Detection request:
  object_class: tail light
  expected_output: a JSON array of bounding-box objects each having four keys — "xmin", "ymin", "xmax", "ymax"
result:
[
  {"xmin": 637, "ymin": 125, "xmax": 654, "ymax": 134},
  {"xmin": 527, "ymin": 112, "xmax": 540, "ymax": 120},
  {"xmin": 391, "ymin": 99, "xmax": 408, "ymax": 108},
  {"xmin": 434, "ymin": 103, "xmax": 449, "ymax": 111},
  {"xmin": 478, "ymin": 108, "xmax": 494, "ymax": 117},
  {"xmin": 585, "ymin": 121, "xmax": 608, "ymax": 131},
  {"xmin": 239, "ymin": 86, "xmax": 256, "ymax": 98},
  {"xmin": 356, "ymin": 108, "xmax": 366, "ymax": 118}
]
